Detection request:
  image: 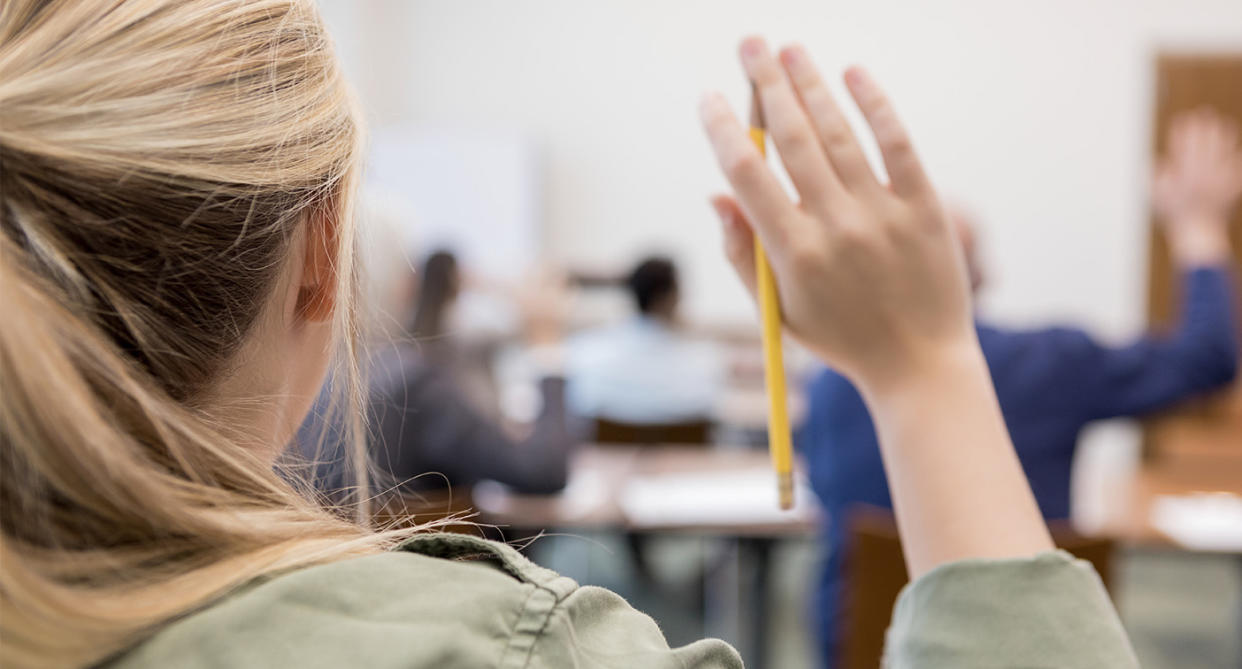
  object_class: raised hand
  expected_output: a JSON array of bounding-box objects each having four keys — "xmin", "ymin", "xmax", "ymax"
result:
[
  {"xmin": 702, "ymin": 37, "xmax": 1054, "ymax": 578},
  {"xmin": 701, "ymin": 38, "xmax": 974, "ymax": 393},
  {"xmin": 1153, "ymin": 108, "xmax": 1242, "ymax": 266}
]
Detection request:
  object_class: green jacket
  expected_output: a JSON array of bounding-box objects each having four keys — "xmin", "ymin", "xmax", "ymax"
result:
[{"xmin": 109, "ymin": 534, "xmax": 1137, "ymax": 668}]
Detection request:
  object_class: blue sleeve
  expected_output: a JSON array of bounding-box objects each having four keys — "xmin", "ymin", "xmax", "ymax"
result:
[
  {"xmin": 795, "ymin": 366, "xmax": 834, "ymax": 456},
  {"xmin": 1070, "ymin": 267, "xmax": 1238, "ymax": 421}
]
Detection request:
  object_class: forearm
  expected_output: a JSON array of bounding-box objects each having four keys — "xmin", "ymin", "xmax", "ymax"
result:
[
  {"xmin": 448, "ymin": 411, "xmax": 568, "ymax": 495},
  {"xmin": 1165, "ymin": 264, "xmax": 1238, "ymax": 390},
  {"xmin": 1175, "ymin": 264, "xmax": 1237, "ymax": 356},
  {"xmin": 859, "ymin": 342, "xmax": 1053, "ymax": 580}
]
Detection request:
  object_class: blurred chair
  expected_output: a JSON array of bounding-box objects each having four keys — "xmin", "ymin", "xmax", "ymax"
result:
[
  {"xmin": 838, "ymin": 505, "xmax": 1115, "ymax": 669},
  {"xmin": 592, "ymin": 417, "xmax": 712, "ymax": 445}
]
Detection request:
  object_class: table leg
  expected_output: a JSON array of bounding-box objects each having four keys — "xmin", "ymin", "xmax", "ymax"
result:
[
  {"xmin": 703, "ymin": 538, "xmax": 741, "ymax": 646},
  {"xmin": 739, "ymin": 537, "xmax": 776, "ymax": 669},
  {"xmin": 1237, "ymin": 555, "xmax": 1242, "ymax": 666}
]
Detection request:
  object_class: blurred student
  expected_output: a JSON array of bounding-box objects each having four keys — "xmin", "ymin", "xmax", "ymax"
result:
[
  {"xmin": 566, "ymin": 256, "xmax": 725, "ymax": 424},
  {"xmin": 408, "ymin": 250, "xmax": 461, "ymax": 344},
  {"xmin": 403, "ymin": 249, "xmax": 506, "ymax": 418},
  {"xmin": 301, "ymin": 251, "xmax": 575, "ymax": 497},
  {"xmin": 798, "ymin": 109, "xmax": 1242, "ymax": 667},
  {"xmin": 1, "ymin": 3, "xmax": 1136, "ymax": 664}
]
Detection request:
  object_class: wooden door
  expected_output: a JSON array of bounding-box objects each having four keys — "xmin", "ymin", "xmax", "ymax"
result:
[{"xmin": 1145, "ymin": 54, "xmax": 1242, "ymax": 462}]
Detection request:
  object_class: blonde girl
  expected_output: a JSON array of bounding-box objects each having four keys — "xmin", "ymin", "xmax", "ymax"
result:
[{"xmin": 1, "ymin": 2, "xmax": 1141, "ymax": 667}]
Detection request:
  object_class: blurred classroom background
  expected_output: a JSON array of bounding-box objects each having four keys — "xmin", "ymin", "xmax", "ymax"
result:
[{"xmin": 315, "ymin": 2, "xmax": 1242, "ymax": 667}]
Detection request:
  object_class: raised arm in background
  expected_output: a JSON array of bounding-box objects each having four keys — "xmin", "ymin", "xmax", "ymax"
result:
[{"xmin": 1064, "ymin": 109, "xmax": 1242, "ymax": 422}]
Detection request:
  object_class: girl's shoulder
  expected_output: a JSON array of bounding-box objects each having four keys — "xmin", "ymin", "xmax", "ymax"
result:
[
  {"xmin": 108, "ymin": 533, "xmax": 742, "ymax": 669},
  {"xmin": 108, "ymin": 534, "xmax": 563, "ymax": 668}
]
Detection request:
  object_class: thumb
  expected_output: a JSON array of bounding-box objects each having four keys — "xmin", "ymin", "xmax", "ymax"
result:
[{"xmin": 711, "ymin": 193, "xmax": 758, "ymax": 299}]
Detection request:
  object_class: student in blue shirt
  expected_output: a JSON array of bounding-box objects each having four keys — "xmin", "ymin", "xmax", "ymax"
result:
[
  {"xmin": 566, "ymin": 256, "xmax": 725, "ymax": 424},
  {"xmin": 798, "ymin": 108, "xmax": 1242, "ymax": 668}
]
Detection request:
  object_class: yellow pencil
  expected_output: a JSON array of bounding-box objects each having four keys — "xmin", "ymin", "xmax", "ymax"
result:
[{"xmin": 748, "ymin": 84, "xmax": 794, "ymax": 510}]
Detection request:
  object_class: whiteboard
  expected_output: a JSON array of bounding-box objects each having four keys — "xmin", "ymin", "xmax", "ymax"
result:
[{"xmin": 365, "ymin": 126, "xmax": 543, "ymax": 279}]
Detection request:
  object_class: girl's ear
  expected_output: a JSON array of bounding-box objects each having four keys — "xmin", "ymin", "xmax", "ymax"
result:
[{"xmin": 296, "ymin": 197, "xmax": 341, "ymax": 323}]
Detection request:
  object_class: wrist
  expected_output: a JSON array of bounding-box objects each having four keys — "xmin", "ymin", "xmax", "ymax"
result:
[
  {"xmin": 1167, "ymin": 216, "xmax": 1231, "ymax": 268},
  {"xmin": 854, "ymin": 335, "xmax": 989, "ymax": 408}
]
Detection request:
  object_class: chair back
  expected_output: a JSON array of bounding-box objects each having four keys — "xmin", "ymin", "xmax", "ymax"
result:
[{"xmin": 592, "ymin": 417, "xmax": 713, "ymax": 445}]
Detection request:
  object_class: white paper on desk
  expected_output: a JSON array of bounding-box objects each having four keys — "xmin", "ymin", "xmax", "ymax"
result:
[
  {"xmin": 1149, "ymin": 493, "xmax": 1242, "ymax": 552},
  {"xmin": 619, "ymin": 469, "xmax": 816, "ymax": 528}
]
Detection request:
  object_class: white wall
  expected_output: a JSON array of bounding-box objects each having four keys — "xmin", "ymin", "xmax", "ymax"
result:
[{"xmin": 321, "ymin": 0, "xmax": 1242, "ymax": 334}]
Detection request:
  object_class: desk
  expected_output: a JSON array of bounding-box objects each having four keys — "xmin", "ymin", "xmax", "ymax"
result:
[
  {"xmin": 473, "ymin": 444, "xmax": 819, "ymax": 536},
  {"xmin": 1095, "ymin": 454, "xmax": 1242, "ymax": 553},
  {"xmin": 472, "ymin": 444, "xmax": 818, "ymax": 669}
]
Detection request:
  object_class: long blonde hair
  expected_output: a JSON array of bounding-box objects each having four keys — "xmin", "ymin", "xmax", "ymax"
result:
[{"xmin": 0, "ymin": 1, "xmax": 407, "ymax": 666}]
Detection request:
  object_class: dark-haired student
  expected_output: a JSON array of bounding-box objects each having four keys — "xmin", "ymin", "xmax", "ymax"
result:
[
  {"xmin": 799, "ymin": 109, "xmax": 1241, "ymax": 668},
  {"xmin": 300, "ymin": 253, "xmax": 576, "ymax": 498},
  {"xmin": 566, "ymin": 255, "xmax": 725, "ymax": 424}
]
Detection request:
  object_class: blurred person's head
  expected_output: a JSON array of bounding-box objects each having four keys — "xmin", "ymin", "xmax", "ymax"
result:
[
  {"xmin": 0, "ymin": 1, "xmax": 410, "ymax": 665},
  {"xmin": 409, "ymin": 250, "xmax": 461, "ymax": 339},
  {"xmin": 628, "ymin": 256, "xmax": 680, "ymax": 321}
]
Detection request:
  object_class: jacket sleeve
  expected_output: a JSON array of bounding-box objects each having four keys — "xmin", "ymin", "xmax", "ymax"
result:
[
  {"xmin": 884, "ymin": 551, "xmax": 1139, "ymax": 668},
  {"xmin": 527, "ymin": 584, "xmax": 743, "ymax": 669},
  {"xmin": 1065, "ymin": 266, "xmax": 1238, "ymax": 421}
]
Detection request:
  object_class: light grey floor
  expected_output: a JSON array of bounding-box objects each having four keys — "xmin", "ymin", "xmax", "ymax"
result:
[
  {"xmin": 1117, "ymin": 549, "xmax": 1242, "ymax": 669},
  {"xmin": 530, "ymin": 533, "xmax": 1242, "ymax": 669}
]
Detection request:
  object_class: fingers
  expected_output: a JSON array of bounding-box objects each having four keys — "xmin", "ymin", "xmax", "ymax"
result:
[
  {"xmin": 843, "ymin": 66, "xmax": 933, "ymax": 199},
  {"xmin": 778, "ymin": 44, "xmax": 878, "ymax": 194},
  {"xmin": 1186, "ymin": 110, "xmax": 1215, "ymax": 163},
  {"xmin": 1168, "ymin": 112, "xmax": 1204, "ymax": 169},
  {"xmin": 1167, "ymin": 114, "xmax": 1191, "ymax": 161},
  {"xmin": 711, "ymin": 194, "xmax": 758, "ymax": 298},
  {"xmin": 1201, "ymin": 110, "xmax": 1239, "ymax": 160},
  {"xmin": 1168, "ymin": 108, "xmax": 1241, "ymax": 167},
  {"xmin": 700, "ymin": 90, "xmax": 800, "ymax": 254},
  {"xmin": 738, "ymin": 37, "xmax": 843, "ymax": 210}
]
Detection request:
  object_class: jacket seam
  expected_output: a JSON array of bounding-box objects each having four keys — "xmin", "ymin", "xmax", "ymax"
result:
[{"xmin": 498, "ymin": 581, "xmax": 565, "ymax": 669}]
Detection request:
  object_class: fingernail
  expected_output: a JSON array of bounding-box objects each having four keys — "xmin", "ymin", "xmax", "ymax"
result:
[
  {"xmin": 780, "ymin": 44, "xmax": 807, "ymax": 67},
  {"xmin": 843, "ymin": 65, "xmax": 868, "ymax": 88},
  {"xmin": 739, "ymin": 36, "xmax": 767, "ymax": 64}
]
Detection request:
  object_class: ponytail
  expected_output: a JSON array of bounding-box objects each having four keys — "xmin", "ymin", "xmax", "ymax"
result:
[
  {"xmin": 0, "ymin": 1, "xmax": 416, "ymax": 666},
  {"xmin": 0, "ymin": 199, "xmax": 390, "ymax": 668}
]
